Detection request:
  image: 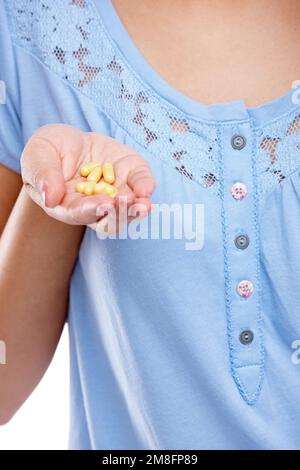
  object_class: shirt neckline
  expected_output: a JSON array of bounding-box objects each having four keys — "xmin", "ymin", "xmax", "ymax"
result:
[{"xmin": 94, "ymin": 0, "xmax": 300, "ymax": 125}]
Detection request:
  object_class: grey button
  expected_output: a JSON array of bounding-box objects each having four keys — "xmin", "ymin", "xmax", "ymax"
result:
[
  {"xmin": 235, "ymin": 234, "xmax": 250, "ymax": 250},
  {"xmin": 239, "ymin": 330, "xmax": 254, "ymax": 345},
  {"xmin": 231, "ymin": 134, "xmax": 246, "ymax": 150}
]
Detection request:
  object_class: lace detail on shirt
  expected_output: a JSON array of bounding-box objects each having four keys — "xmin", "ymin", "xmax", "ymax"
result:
[
  {"xmin": 6, "ymin": 0, "xmax": 300, "ymax": 195},
  {"xmin": 7, "ymin": 0, "xmax": 219, "ymax": 191},
  {"xmin": 256, "ymin": 111, "xmax": 300, "ymax": 194}
]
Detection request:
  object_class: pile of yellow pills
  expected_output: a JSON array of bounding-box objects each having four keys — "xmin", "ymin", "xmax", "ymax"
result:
[{"xmin": 76, "ymin": 162, "xmax": 118, "ymax": 197}]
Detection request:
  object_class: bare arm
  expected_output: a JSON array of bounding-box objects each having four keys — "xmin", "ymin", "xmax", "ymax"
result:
[
  {"xmin": 0, "ymin": 164, "xmax": 23, "ymax": 234},
  {"xmin": 0, "ymin": 165, "xmax": 84, "ymax": 424},
  {"xmin": 0, "ymin": 124, "xmax": 155, "ymax": 425}
]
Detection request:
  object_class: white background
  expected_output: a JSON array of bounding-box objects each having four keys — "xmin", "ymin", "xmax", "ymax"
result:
[{"xmin": 0, "ymin": 329, "xmax": 69, "ymax": 450}]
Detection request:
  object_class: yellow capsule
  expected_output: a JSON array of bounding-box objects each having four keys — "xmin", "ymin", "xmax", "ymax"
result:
[
  {"xmin": 103, "ymin": 162, "xmax": 115, "ymax": 184},
  {"xmin": 105, "ymin": 185, "xmax": 118, "ymax": 198},
  {"xmin": 80, "ymin": 161, "xmax": 101, "ymax": 177},
  {"xmin": 75, "ymin": 181, "xmax": 87, "ymax": 193},
  {"xmin": 94, "ymin": 181, "xmax": 118, "ymax": 198},
  {"xmin": 94, "ymin": 181, "xmax": 109, "ymax": 195},
  {"xmin": 83, "ymin": 182, "xmax": 96, "ymax": 196},
  {"xmin": 87, "ymin": 165, "xmax": 102, "ymax": 183}
]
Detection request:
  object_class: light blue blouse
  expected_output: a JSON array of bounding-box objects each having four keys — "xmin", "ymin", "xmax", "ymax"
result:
[{"xmin": 1, "ymin": 0, "xmax": 300, "ymax": 450}]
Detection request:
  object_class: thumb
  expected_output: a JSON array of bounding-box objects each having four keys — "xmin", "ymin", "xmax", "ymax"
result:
[{"xmin": 21, "ymin": 135, "xmax": 65, "ymax": 208}]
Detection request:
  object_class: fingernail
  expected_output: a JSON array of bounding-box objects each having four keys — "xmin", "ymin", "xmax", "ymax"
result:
[
  {"xmin": 40, "ymin": 183, "xmax": 48, "ymax": 207},
  {"xmin": 41, "ymin": 191, "xmax": 46, "ymax": 205}
]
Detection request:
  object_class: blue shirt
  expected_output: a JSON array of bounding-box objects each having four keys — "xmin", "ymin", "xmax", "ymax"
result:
[{"xmin": 1, "ymin": 0, "xmax": 300, "ymax": 450}]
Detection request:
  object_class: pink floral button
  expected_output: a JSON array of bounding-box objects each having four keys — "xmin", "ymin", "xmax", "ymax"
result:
[
  {"xmin": 231, "ymin": 182, "xmax": 248, "ymax": 200},
  {"xmin": 237, "ymin": 280, "xmax": 254, "ymax": 298}
]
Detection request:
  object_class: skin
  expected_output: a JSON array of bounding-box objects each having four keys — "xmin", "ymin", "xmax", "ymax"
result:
[
  {"xmin": 0, "ymin": 186, "xmax": 84, "ymax": 424},
  {"xmin": 0, "ymin": 125, "xmax": 155, "ymax": 424},
  {"xmin": 0, "ymin": 165, "xmax": 23, "ymax": 234},
  {"xmin": 113, "ymin": 0, "xmax": 300, "ymax": 107},
  {"xmin": 1, "ymin": 0, "xmax": 300, "ymax": 423}
]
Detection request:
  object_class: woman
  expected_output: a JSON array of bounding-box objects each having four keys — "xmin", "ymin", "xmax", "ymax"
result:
[{"xmin": 0, "ymin": 0, "xmax": 299, "ymax": 449}]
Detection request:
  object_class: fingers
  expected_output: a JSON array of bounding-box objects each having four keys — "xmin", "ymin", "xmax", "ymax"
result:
[
  {"xmin": 114, "ymin": 182, "xmax": 135, "ymax": 207},
  {"xmin": 127, "ymin": 164, "xmax": 155, "ymax": 198},
  {"xmin": 129, "ymin": 197, "xmax": 153, "ymax": 218},
  {"xmin": 21, "ymin": 124, "xmax": 86, "ymax": 208},
  {"xmin": 67, "ymin": 195, "xmax": 115, "ymax": 225},
  {"xmin": 21, "ymin": 138, "xmax": 65, "ymax": 208},
  {"xmin": 21, "ymin": 126, "xmax": 155, "ymax": 230},
  {"xmin": 48, "ymin": 193, "xmax": 116, "ymax": 225},
  {"xmin": 114, "ymin": 184, "xmax": 152, "ymax": 219},
  {"xmin": 114, "ymin": 156, "xmax": 155, "ymax": 199},
  {"xmin": 88, "ymin": 133, "xmax": 156, "ymax": 198},
  {"xmin": 88, "ymin": 133, "xmax": 128, "ymax": 164},
  {"xmin": 89, "ymin": 196, "xmax": 153, "ymax": 235}
]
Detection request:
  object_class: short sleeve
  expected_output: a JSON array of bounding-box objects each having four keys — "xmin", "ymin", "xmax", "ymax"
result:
[{"xmin": 0, "ymin": 1, "xmax": 23, "ymax": 174}]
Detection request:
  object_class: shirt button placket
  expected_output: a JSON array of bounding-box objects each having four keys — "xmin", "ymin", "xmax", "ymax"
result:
[{"xmin": 219, "ymin": 124, "xmax": 263, "ymax": 404}]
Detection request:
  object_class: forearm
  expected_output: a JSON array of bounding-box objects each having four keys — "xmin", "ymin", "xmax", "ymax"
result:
[
  {"xmin": 0, "ymin": 187, "xmax": 84, "ymax": 423},
  {"xmin": 0, "ymin": 165, "xmax": 23, "ymax": 234}
]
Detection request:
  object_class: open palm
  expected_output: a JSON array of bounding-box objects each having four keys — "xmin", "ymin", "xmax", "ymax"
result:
[{"xmin": 21, "ymin": 124, "xmax": 155, "ymax": 227}]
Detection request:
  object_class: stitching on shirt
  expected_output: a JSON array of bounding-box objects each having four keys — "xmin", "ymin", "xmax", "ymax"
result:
[
  {"xmin": 248, "ymin": 120, "xmax": 265, "ymax": 399},
  {"xmin": 217, "ymin": 125, "xmax": 264, "ymax": 406},
  {"xmin": 216, "ymin": 125, "xmax": 237, "ymax": 397},
  {"xmin": 254, "ymin": 106, "xmax": 300, "ymax": 131},
  {"xmin": 232, "ymin": 121, "xmax": 265, "ymax": 405},
  {"xmin": 235, "ymin": 363, "xmax": 261, "ymax": 369},
  {"xmin": 231, "ymin": 123, "xmax": 265, "ymax": 405}
]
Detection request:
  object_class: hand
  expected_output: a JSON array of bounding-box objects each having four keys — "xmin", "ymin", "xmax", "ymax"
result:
[{"xmin": 21, "ymin": 124, "xmax": 155, "ymax": 227}]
